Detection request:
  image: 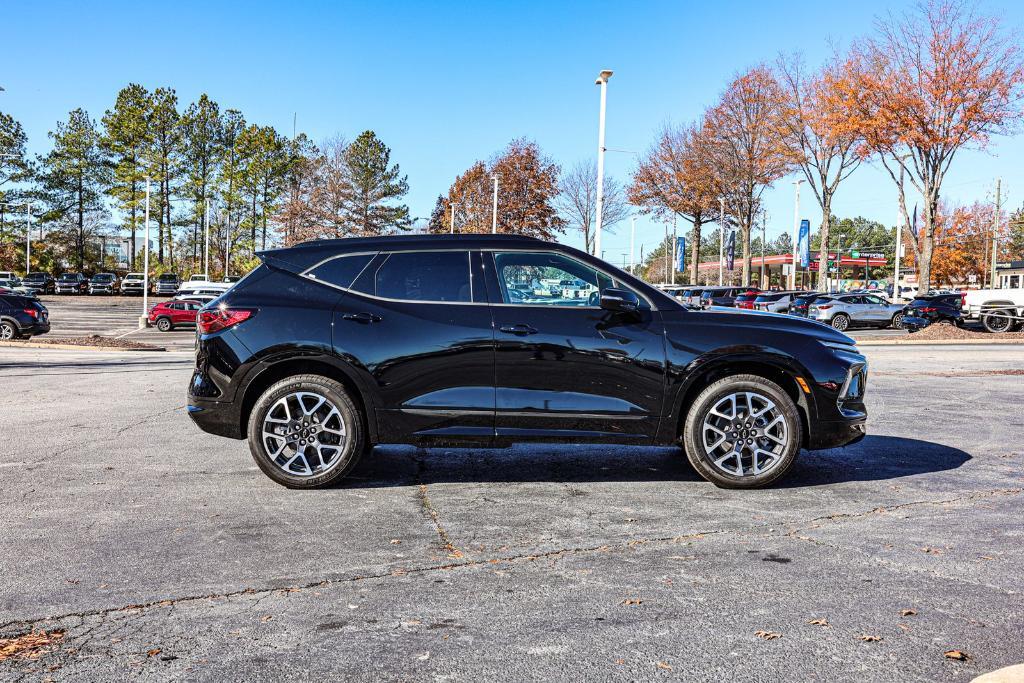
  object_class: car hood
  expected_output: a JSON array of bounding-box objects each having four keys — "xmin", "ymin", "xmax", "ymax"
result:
[{"xmin": 688, "ymin": 306, "xmax": 856, "ymax": 345}]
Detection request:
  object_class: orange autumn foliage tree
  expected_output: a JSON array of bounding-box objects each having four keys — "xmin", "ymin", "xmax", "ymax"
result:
[
  {"xmin": 704, "ymin": 66, "xmax": 791, "ymax": 286},
  {"xmin": 824, "ymin": 0, "xmax": 1024, "ymax": 295},
  {"xmin": 628, "ymin": 122, "xmax": 720, "ymax": 284}
]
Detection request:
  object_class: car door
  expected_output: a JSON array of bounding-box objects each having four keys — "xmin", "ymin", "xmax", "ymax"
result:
[
  {"xmin": 485, "ymin": 249, "xmax": 666, "ymax": 444},
  {"xmin": 326, "ymin": 249, "xmax": 495, "ymax": 446},
  {"xmin": 862, "ymin": 294, "xmax": 893, "ymax": 323}
]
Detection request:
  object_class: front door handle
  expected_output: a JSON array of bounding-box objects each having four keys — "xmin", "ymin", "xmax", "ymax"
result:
[
  {"xmin": 499, "ymin": 323, "xmax": 538, "ymax": 336},
  {"xmin": 342, "ymin": 312, "xmax": 382, "ymax": 324}
]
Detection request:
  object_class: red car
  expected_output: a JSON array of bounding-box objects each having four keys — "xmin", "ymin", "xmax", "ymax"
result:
[
  {"xmin": 148, "ymin": 299, "xmax": 203, "ymax": 331},
  {"xmin": 734, "ymin": 291, "xmax": 761, "ymax": 310}
]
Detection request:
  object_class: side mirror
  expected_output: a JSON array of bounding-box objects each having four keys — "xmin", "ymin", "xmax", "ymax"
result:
[{"xmin": 600, "ymin": 288, "xmax": 640, "ymax": 313}]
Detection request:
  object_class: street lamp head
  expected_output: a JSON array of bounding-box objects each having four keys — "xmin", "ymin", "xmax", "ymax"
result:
[{"xmin": 595, "ymin": 70, "xmax": 614, "ymax": 85}]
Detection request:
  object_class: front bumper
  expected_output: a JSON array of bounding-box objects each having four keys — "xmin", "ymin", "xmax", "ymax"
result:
[
  {"xmin": 90, "ymin": 287, "xmax": 115, "ymax": 294},
  {"xmin": 809, "ymin": 417, "xmax": 867, "ymax": 449}
]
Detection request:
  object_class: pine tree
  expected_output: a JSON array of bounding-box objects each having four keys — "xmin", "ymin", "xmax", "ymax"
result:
[
  {"xmin": 343, "ymin": 131, "xmax": 410, "ymax": 235},
  {"xmin": 38, "ymin": 109, "xmax": 110, "ymax": 270},
  {"xmin": 179, "ymin": 94, "xmax": 222, "ymax": 271},
  {"xmin": 0, "ymin": 111, "xmax": 33, "ymax": 250},
  {"xmin": 148, "ymin": 88, "xmax": 180, "ymax": 266},
  {"xmin": 102, "ymin": 84, "xmax": 152, "ymax": 267}
]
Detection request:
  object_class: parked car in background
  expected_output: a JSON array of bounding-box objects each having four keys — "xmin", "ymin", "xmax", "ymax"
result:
[
  {"xmin": 55, "ymin": 272, "xmax": 89, "ymax": 294},
  {"xmin": 903, "ymin": 294, "xmax": 964, "ymax": 328},
  {"xmin": 187, "ymin": 233, "xmax": 868, "ymax": 490},
  {"xmin": 154, "ymin": 273, "xmax": 181, "ymax": 295},
  {"xmin": 963, "ymin": 286, "xmax": 1024, "ymax": 333},
  {"xmin": 702, "ymin": 287, "xmax": 759, "ymax": 308},
  {"xmin": 222, "ymin": 275, "xmax": 242, "ymax": 284},
  {"xmin": 175, "ymin": 281, "xmax": 230, "ymax": 301},
  {"xmin": 121, "ymin": 273, "xmax": 148, "ymax": 296},
  {"xmin": 734, "ymin": 291, "xmax": 760, "ymax": 310},
  {"xmin": 682, "ymin": 288, "xmax": 705, "ymax": 307},
  {"xmin": 0, "ymin": 294, "xmax": 50, "ymax": 340},
  {"xmin": 0, "ymin": 276, "xmax": 31, "ymax": 296},
  {"xmin": 0, "ymin": 271, "xmax": 16, "ymax": 282},
  {"xmin": 809, "ymin": 293, "xmax": 907, "ymax": 331},
  {"xmin": 88, "ymin": 273, "xmax": 120, "ymax": 295},
  {"xmin": 186, "ymin": 274, "xmax": 210, "ymax": 284},
  {"xmin": 790, "ymin": 292, "xmax": 828, "ymax": 318},
  {"xmin": 148, "ymin": 299, "xmax": 203, "ymax": 331},
  {"xmin": 753, "ymin": 291, "xmax": 805, "ymax": 314},
  {"xmin": 172, "ymin": 293, "xmax": 221, "ymax": 306},
  {"xmin": 22, "ymin": 272, "xmax": 55, "ymax": 295}
]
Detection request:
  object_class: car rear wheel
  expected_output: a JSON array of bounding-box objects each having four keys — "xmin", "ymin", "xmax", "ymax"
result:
[
  {"xmin": 247, "ymin": 374, "xmax": 366, "ymax": 489},
  {"xmin": 0, "ymin": 321, "xmax": 18, "ymax": 340},
  {"xmin": 155, "ymin": 317, "xmax": 173, "ymax": 332},
  {"xmin": 890, "ymin": 312, "xmax": 905, "ymax": 330},
  {"xmin": 981, "ymin": 309, "xmax": 1014, "ymax": 334},
  {"xmin": 830, "ymin": 314, "xmax": 850, "ymax": 331},
  {"xmin": 683, "ymin": 374, "xmax": 802, "ymax": 489}
]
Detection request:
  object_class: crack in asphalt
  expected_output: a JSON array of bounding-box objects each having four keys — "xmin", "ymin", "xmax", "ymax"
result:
[
  {"xmin": 411, "ymin": 450, "xmax": 463, "ymax": 559},
  {"xmin": 114, "ymin": 405, "xmax": 186, "ymax": 435},
  {"xmin": 2, "ymin": 486, "xmax": 1021, "ymax": 654}
]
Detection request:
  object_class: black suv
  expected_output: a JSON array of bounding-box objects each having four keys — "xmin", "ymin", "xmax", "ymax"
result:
[
  {"xmin": 0, "ymin": 294, "xmax": 50, "ymax": 340},
  {"xmin": 56, "ymin": 272, "xmax": 89, "ymax": 294},
  {"xmin": 700, "ymin": 286, "xmax": 760, "ymax": 308},
  {"xmin": 902, "ymin": 293, "xmax": 964, "ymax": 331},
  {"xmin": 188, "ymin": 235, "xmax": 868, "ymax": 490},
  {"xmin": 22, "ymin": 272, "xmax": 55, "ymax": 295}
]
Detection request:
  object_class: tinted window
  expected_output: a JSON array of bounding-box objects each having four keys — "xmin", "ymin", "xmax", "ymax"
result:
[
  {"xmin": 307, "ymin": 253, "xmax": 375, "ymax": 289},
  {"xmin": 358, "ymin": 251, "xmax": 471, "ymax": 303},
  {"xmin": 493, "ymin": 251, "xmax": 627, "ymax": 307}
]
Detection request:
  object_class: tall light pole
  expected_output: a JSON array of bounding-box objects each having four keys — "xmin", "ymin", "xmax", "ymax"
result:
[
  {"xmin": 593, "ymin": 69, "xmax": 613, "ymax": 259},
  {"xmin": 629, "ymin": 216, "xmax": 636, "ymax": 274},
  {"xmin": 893, "ymin": 211, "xmax": 902, "ymax": 301},
  {"xmin": 203, "ymin": 198, "xmax": 211, "ymax": 279},
  {"xmin": 991, "ymin": 178, "xmax": 1001, "ymax": 289},
  {"xmin": 491, "ymin": 175, "xmax": 499, "ymax": 234},
  {"xmin": 224, "ymin": 208, "xmax": 231, "ymax": 279},
  {"xmin": 139, "ymin": 178, "xmax": 151, "ymax": 328},
  {"xmin": 671, "ymin": 216, "xmax": 678, "ymax": 285},
  {"xmin": 760, "ymin": 211, "xmax": 767, "ymax": 288},
  {"xmin": 450, "ymin": 202, "xmax": 457, "ymax": 235},
  {"xmin": 718, "ymin": 197, "xmax": 725, "ymax": 285},
  {"xmin": 791, "ymin": 179, "xmax": 803, "ymax": 290}
]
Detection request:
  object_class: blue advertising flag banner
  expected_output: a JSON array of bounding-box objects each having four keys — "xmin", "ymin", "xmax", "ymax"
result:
[
  {"xmin": 676, "ymin": 236, "xmax": 686, "ymax": 272},
  {"xmin": 726, "ymin": 231, "xmax": 736, "ymax": 270},
  {"xmin": 798, "ymin": 219, "xmax": 811, "ymax": 268}
]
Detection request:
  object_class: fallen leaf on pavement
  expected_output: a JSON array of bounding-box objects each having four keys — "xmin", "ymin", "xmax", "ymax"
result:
[
  {"xmin": 944, "ymin": 650, "xmax": 971, "ymax": 661},
  {"xmin": 901, "ymin": 609, "xmax": 917, "ymax": 617},
  {"xmin": 622, "ymin": 599, "xmax": 643, "ymax": 605},
  {"xmin": 260, "ymin": 615, "xmax": 273, "ymax": 623},
  {"xmin": 808, "ymin": 618, "xmax": 829, "ymax": 626},
  {"xmin": 656, "ymin": 661, "xmax": 672, "ymax": 670},
  {"xmin": 859, "ymin": 635, "xmax": 882, "ymax": 642},
  {"xmin": 147, "ymin": 649, "xmax": 161, "ymax": 657},
  {"xmin": 390, "ymin": 539, "xmax": 402, "ymax": 545},
  {"xmin": 755, "ymin": 630, "xmax": 782, "ymax": 640},
  {"xmin": 0, "ymin": 630, "xmax": 65, "ymax": 662}
]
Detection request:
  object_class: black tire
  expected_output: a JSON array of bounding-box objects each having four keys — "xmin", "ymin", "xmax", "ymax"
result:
[
  {"xmin": 890, "ymin": 312, "xmax": 905, "ymax": 330},
  {"xmin": 0, "ymin": 320, "xmax": 18, "ymax": 340},
  {"xmin": 247, "ymin": 374, "xmax": 366, "ymax": 489},
  {"xmin": 155, "ymin": 317, "xmax": 173, "ymax": 332},
  {"xmin": 683, "ymin": 374, "xmax": 803, "ymax": 489},
  {"xmin": 830, "ymin": 314, "xmax": 850, "ymax": 331},
  {"xmin": 981, "ymin": 309, "xmax": 1015, "ymax": 334}
]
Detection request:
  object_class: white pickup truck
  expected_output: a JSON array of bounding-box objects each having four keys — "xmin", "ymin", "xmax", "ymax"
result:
[{"xmin": 963, "ymin": 288, "xmax": 1024, "ymax": 333}]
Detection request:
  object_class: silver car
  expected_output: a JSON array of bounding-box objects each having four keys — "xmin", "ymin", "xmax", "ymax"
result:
[{"xmin": 809, "ymin": 293, "xmax": 907, "ymax": 331}]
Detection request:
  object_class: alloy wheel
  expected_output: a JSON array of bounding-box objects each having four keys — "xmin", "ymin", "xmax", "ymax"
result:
[
  {"xmin": 0, "ymin": 323, "xmax": 14, "ymax": 340},
  {"xmin": 701, "ymin": 391, "xmax": 789, "ymax": 477},
  {"xmin": 261, "ymin": 391, "xmax": 347, "ymax": 477},
  {"xmin": 831, "ymin": 315, "xmax": 849, "ymax": 331},
  {"xmin": 892, "ymin": 313, "xmax": 904, "ymax": 329}
]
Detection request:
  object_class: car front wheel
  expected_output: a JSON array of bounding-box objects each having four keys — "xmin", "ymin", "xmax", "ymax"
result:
[
  {"xmin": 683, "ymin": 374, "xmax": 802, "ymax": 489},
  {"xmin": 247, "ymin": 374, "xmax": 366, "ymax": 489}
]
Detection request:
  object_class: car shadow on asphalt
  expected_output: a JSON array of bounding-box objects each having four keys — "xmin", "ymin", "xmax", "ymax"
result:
[{"xmin": 343, "ymin": 435, "xmax": 970, "ymax": 488}]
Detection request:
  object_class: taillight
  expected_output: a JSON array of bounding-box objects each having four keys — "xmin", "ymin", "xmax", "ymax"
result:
[
  {"xmin": 23, "ymin": 308, "xmax": 39, "ymax": 318},
  {"xmin": 919, "ymin": 307, "xmax": 937, "ymax": 313},
  {"xmin": 817, "ymin": 304, "xmax": 833, "ymax": 310},
  {"xmin": 197, "ymin": 308, "xmax": 254, "ymax": 334}
]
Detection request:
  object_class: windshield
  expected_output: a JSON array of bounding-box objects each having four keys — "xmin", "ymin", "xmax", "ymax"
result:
[
  {"xmin": 93, "ymin": 274, "xmax": 114, "ymax": 281},
  {"xmin": 25, "ymin": 273, "xmax": 46, "ymax": 281},
  {"xmin": 59, "ymin": 273, "xmax": 79, "ymax": 280},
  {"xmin": 125, "ymin": 273, "xmax": 143, "ymax": 279},
  {"xmin": 159, "ymin": 274, "xmax": 178, "ymax": 281}
]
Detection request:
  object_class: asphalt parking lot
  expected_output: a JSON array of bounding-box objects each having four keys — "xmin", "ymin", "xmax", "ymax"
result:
[
  {"xmin": 32, "ymin": 294, "xmax": 197, "ymax": 351},
  {"xmin": 1, "ymin": 344, "xmax": 1021, "ymax": 681}
]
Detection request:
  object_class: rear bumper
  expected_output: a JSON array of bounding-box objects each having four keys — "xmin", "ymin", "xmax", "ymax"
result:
[
  {"xmin": 187, "ymin": 398, "xmax": 244, "ymax": 439},
  {"xmin": 20, "ymin": 321, "xmax": 51, "ymax": 336}
]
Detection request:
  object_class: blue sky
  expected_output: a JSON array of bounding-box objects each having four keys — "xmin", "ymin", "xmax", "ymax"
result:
[{"xmin": 4, "ymin": 0, "xmax": 1023, "ymax": 262}]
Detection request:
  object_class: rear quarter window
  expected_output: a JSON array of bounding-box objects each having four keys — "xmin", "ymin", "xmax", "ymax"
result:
[{"xmin": 306, "ymin": 253, "xmax": 376, "ymax": 290}]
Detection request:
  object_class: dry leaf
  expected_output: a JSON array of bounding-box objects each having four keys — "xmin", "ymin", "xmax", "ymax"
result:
[
  {"xmin": 921, "ymin": 547, "xmax": 943, "ymax": 555},
  {"xmin": 621, "ymin": 599, "xmax": 643, "ymax": 605},
  {"xmin": 944, "ymin": 650, "xmax": 970, "ymax": 661},
  {"xmin": 901, "ymin": 609, "xmax": 917, "ymax": 617},
  {"xmin": 390, "ymin": 539, "xmax": 402, "ymax": 545},
  {"xmin": 755, "ymin": 630, "xmax": 782, "ymax": 640},
  {"xmin": 614, "ymin": 658, "xmax": 625, "ymax": 665},
  {"xmin": 260, "ymin": 615, "xmax": 273, "ymax": 623},
  {"xmin": 656, "ymin": 661, "xmax": 672, "ymax": 670},
  {"xmin": 808, "ymin": 618, "xmax": 829, "ymax": 626},
  {"xmin": 859, "ymin": 634, "xmax": 882, "ymax": 642},
  {"xmin": 147, "ymin": 649, "xmax": 161, "ymax": 657}
]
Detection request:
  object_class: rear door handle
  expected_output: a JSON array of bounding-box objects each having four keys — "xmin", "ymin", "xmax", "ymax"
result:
[
  {"xmin": 499, "ymin": 324, "xmax": 538, "ymax": 336},
  {"xmin": 342, "ymin": 312, "xmax": 382, "ymax": 324}
]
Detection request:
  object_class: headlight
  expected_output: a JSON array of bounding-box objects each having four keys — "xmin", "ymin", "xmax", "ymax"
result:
[{"xmin": 821, "ymin": 340, "xmax": 858, "ymax": 353}]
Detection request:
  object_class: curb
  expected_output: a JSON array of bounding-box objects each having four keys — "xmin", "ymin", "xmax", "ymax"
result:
[
  {"xmin": 0, "ymin": 341, "xmax": 166, "ymax": 352},
  {"xmin": 857, "ymin": 338, "xmax": 1024, "ymax": 346}
]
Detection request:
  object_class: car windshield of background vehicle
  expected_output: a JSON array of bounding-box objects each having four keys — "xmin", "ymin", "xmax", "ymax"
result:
[
  {"xmin": 493, "ymin": 251, "xmax": 630, "ymax": 307},
  {"xmin": 352, "ymin": 251, "xmax": 472, "ymax": 303}
]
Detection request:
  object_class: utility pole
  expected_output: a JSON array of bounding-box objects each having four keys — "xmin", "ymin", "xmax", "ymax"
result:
[
  {"xmin": 664, "ymin": 222, "xmax": 670, "ymax": 283},
  {"xmin": 203, "ymin": 198, "xmax": 210, "ymax": 278},
  {"xmin": 991, "ymin": 178, "xmax": 1001, "ymax": 289},
  {"xmin": 25, "ymin": 203, "xmax": 31, "ymax": 274},
  {"xmin": 450, "ymin": 202, "xmax": 457, "ymax": 235},
  {"xmin": 491, "ymin": 176, "xmax": 498, "ymax": 234},
  {"xmin": 893, "ymin": 211, "xmax": 902, "ymax": 301},
  {"xmin": 671, "ymin": 216, "xmax": 677, "ymax": 285},
  {"xmin": 140, "ymin": 178, "xmax": 151, "ymax": 328},
  {"xmin": 718, "ymin": 197, "xmax": 725, "ymax": 286},
  {"xmin": 594, "ymin": 69, "xmax": 613, "ymax": 259},
  {"xmin": 791, "ymin": 180, "xmax": 803, "ymax": 290},
  {"xmin": 760, "ymin": 212, "xmax": 767, "ymax": 288},
  {"xmin": 224, "ymin": 207, "xmax": 231, "ymax": 279},
  {"xmin": 629, "ymin": 216, "xmax": 636, "ymax": 274}
]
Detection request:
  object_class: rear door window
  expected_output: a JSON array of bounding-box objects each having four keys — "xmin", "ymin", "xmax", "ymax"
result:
[{"xmin": 355, "ymin": 251, "xmax": 472, "ymax": 303}]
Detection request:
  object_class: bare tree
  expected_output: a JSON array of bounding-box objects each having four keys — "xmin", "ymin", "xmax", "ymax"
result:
[{"xmin": 557, "ymin": 160, "xmax": 628, "ymax": 255}]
